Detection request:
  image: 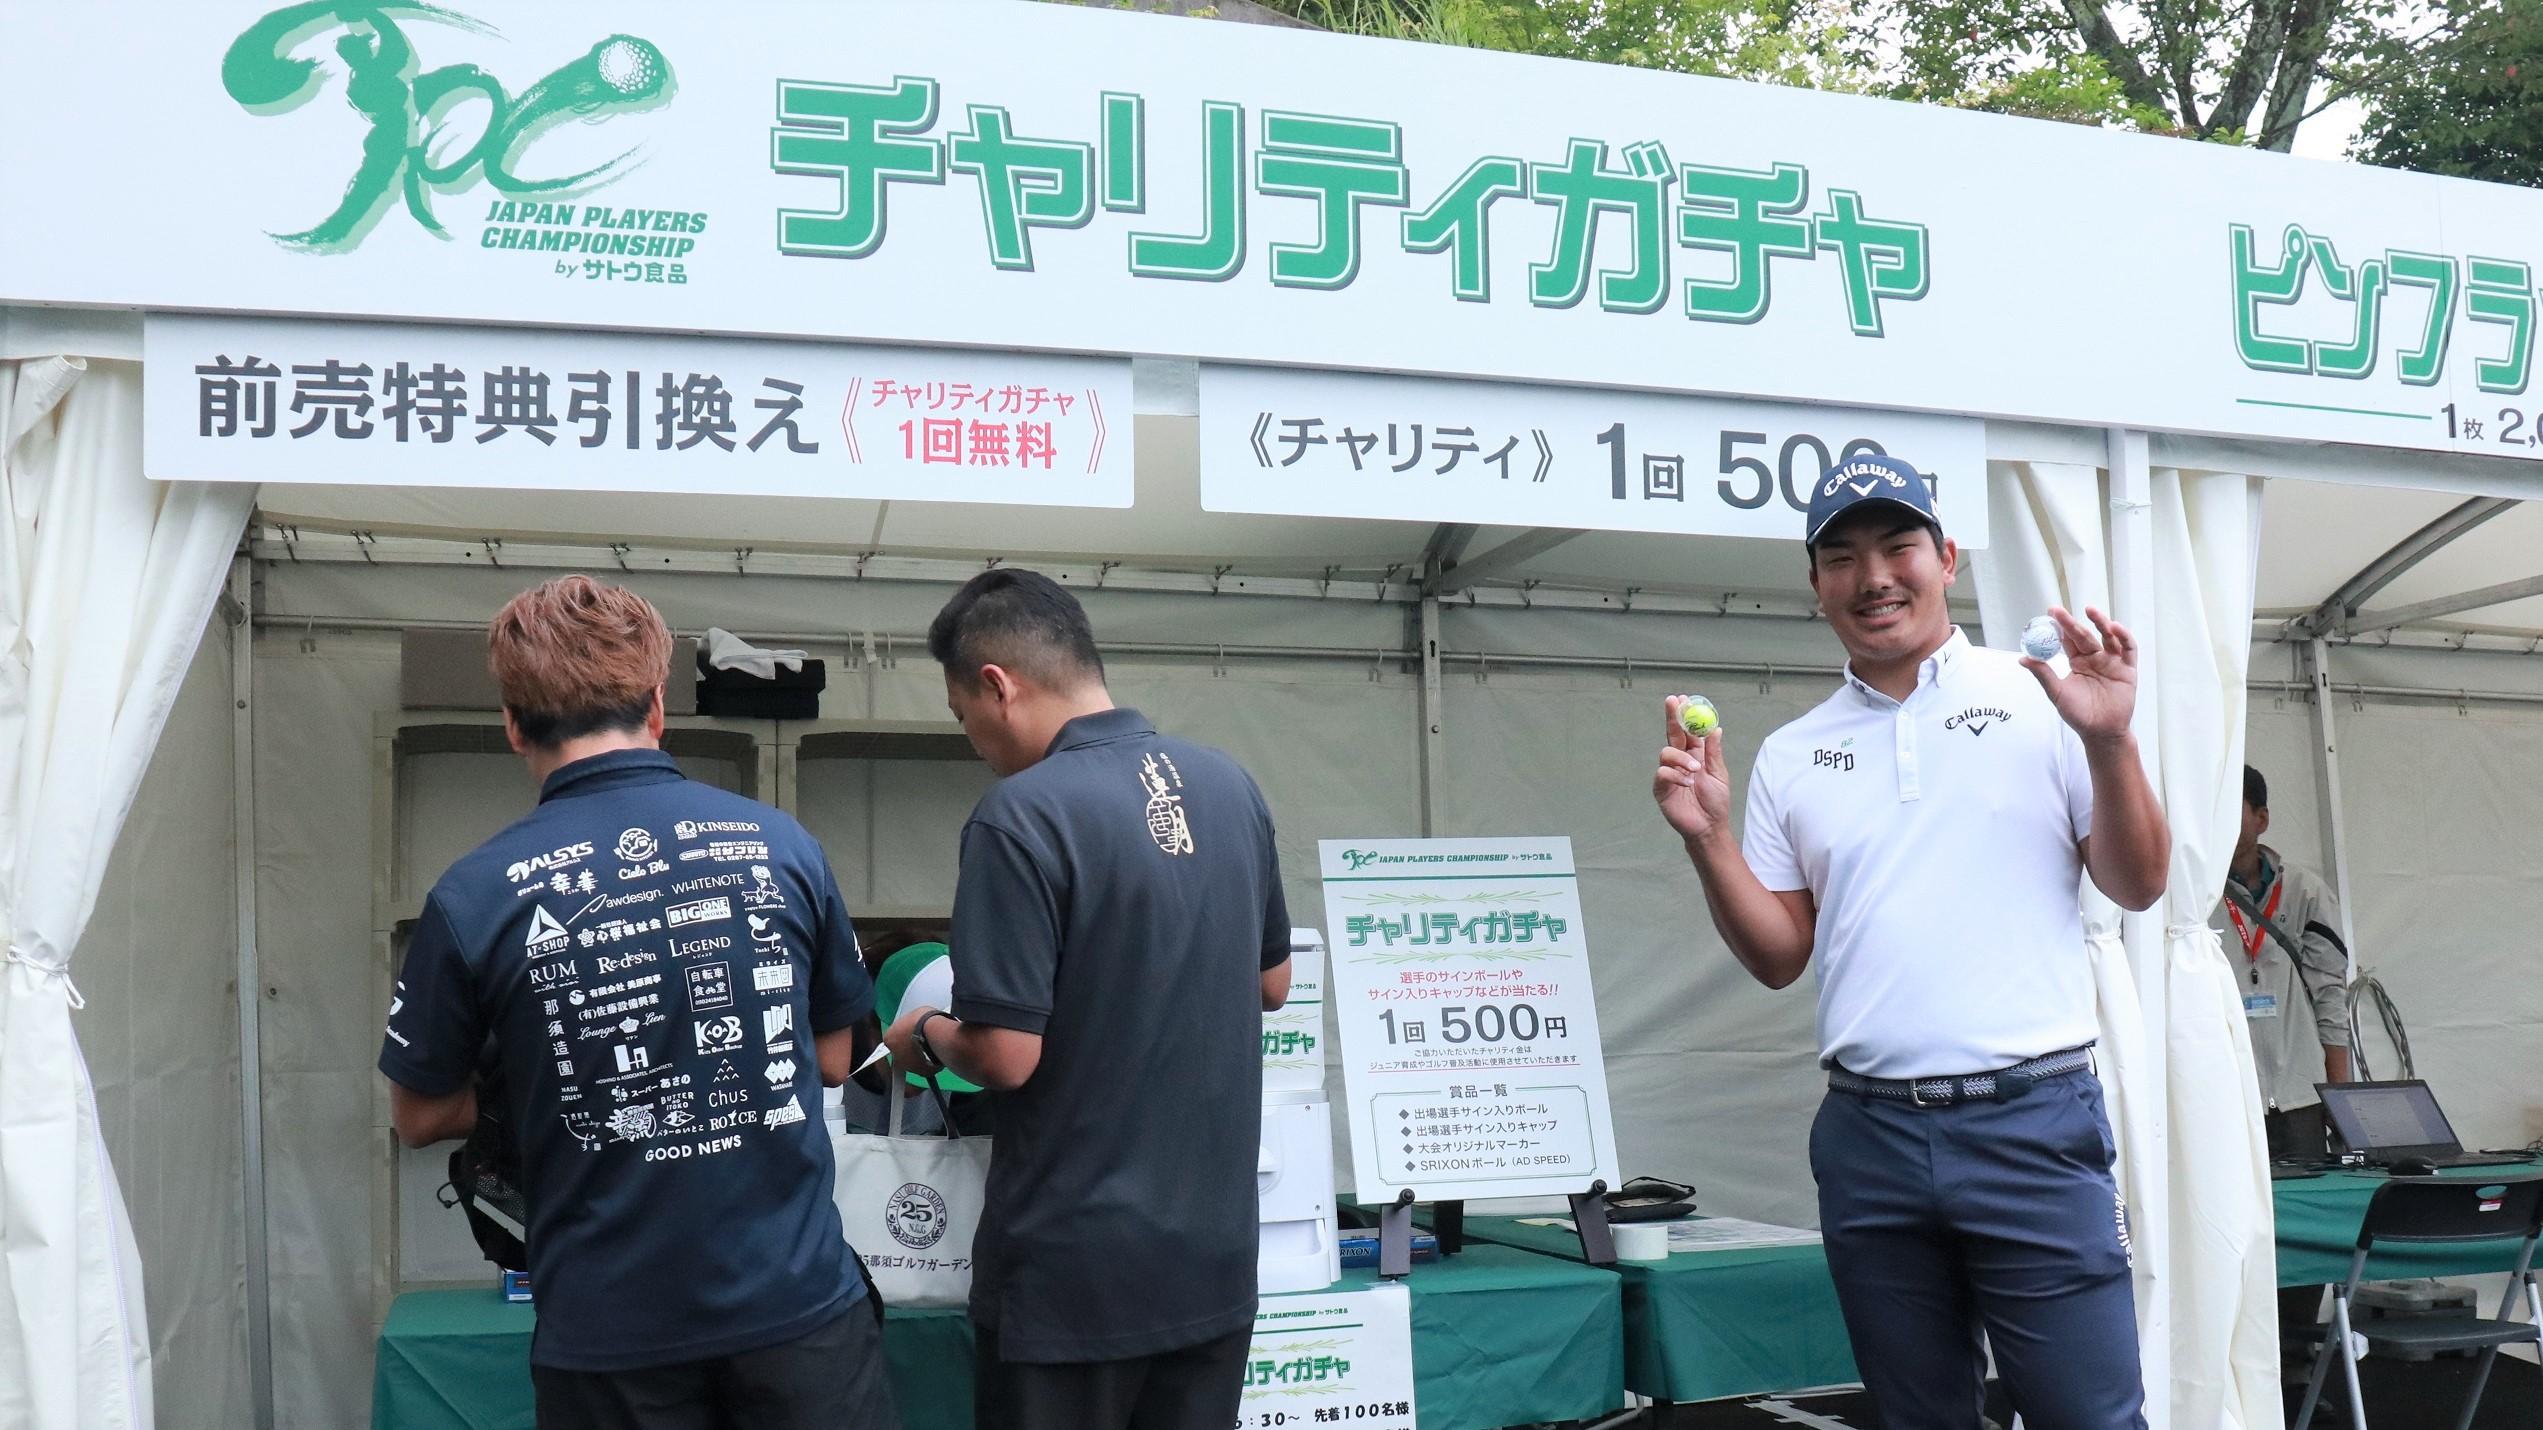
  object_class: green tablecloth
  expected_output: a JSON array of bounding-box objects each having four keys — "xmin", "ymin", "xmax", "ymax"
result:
[
  {"xmin": 2272, "ymin": 1159, "xmax": 2543, "ymax": 1287},
  {"xmin": 376, "ymin": 1247, "xmax": 1620, "ymax": 1430},
  {"xmin": 1454, "ymin": 1216, "xmax": 1855, "ymax": 1404},
  {"xmin": 1379, "ymin": 1243, "xmax": 1624, "ymax": 1429},
  {"xmin": 372, "ymin": 1293, "xmax": 973, "ymax": 1430}
]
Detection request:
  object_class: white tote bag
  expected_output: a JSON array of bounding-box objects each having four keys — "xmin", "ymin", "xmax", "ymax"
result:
[{"xmin": 832, "ymin": 1072, "xmax": 992, "ymax": 1309}]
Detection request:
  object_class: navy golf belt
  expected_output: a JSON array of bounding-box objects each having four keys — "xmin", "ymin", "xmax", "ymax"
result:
[{"xmin": 1827, "ymin": 1044, "xmax": 2095, "ymax": 1107}]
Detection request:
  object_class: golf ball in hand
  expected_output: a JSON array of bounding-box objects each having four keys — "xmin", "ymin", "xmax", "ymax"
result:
[
  {"xmin": 2021, "ymin": 616, "xmax": 2064, "ymax": 662},
  {"xmin": 1678, "ymin": 696, "xmax": 1719, "ymax": 737}
]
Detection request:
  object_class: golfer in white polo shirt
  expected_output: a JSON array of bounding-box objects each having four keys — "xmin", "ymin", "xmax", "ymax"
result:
[{"xmin": 1652, "ymin": 454, "xmax": 2169, "ymax": 1430}]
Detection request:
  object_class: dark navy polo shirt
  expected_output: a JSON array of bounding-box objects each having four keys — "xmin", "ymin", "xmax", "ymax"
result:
[
  {"xmin": 378, "ymin": 748, "xmax": 871, "ymax": 1371},
  {"xmin": 949, "ymin": 708, "xmax": 1290, "ymax": 1363}
]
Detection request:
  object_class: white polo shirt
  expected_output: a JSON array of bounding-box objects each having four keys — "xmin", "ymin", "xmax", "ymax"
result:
[{"xmin": 1741, "ymin": 628, "xmax": 2097, "ymax": 1079}]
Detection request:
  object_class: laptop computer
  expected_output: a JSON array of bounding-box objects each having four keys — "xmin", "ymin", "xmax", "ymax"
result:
[{"xmin": 2316, "ymin": 1080, "xmax": 2536, "ymax": 1171}]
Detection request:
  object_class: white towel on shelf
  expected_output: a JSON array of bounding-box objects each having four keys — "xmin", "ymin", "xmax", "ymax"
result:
[{"xmin": 701, "ymin": 626, "xmax": 806, "ymax": 680}]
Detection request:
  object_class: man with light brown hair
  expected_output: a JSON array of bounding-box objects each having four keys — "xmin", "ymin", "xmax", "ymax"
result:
[{"xmin": 380, "ymin": 575, "xmax": 898, "ymax": 1430}]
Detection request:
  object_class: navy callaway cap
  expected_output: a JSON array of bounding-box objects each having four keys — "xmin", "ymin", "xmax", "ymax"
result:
[{"xmin": 1803, "ymin": 453, "xmax": 1941, "ymax": 547}]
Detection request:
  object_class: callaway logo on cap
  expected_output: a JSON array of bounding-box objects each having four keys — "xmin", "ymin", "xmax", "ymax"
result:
[{"xmin": 1803, "ymin": 452, "xmax": 1941, "ymax": 546}]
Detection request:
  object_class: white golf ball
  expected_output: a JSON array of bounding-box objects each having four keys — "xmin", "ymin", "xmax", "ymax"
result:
[
  {"xmin": 2021, "ymin": 616, "xmax": 2063, "ymax": 662},
  {"xmin": 597, "ymin": 38, "xmax": 657, "ymax": 95}
]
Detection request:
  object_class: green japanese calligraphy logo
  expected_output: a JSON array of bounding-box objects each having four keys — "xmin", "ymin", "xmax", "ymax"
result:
[
  {"xmin": 2231, "ymin": 223, "xmax": 2536, "ymax": 393},
  {"xmin": 1243, "ymin": 1339, "xmax": 1356, "ymax": 1397},
  {"xmin": 768, "ymin": 76, "xmax": 1931, "ymax": 333},
  {"xmin": 223, "ymin": 3, "xmax": 674, "ymax": 252}
]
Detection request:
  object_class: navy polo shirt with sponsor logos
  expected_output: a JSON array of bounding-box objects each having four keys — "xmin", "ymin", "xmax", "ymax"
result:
[
  {"xmin": 378, "ymin": 749, "xmax": 872, "ymax": 1372},
  {"xmin": 949, "ymin": 707, "xmax": 1291, "ymax": 1363}
]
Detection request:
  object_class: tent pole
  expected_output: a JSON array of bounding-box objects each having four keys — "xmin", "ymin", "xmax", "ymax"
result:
[
  {"xmin": 2300, "ymin": 639, "xmax": 2359, "ymax": 958},
  {"xmin": 230, "ymin": 555, "xmax": 277, "ymax": 1430},
  {"xmin": 1418, "ymin": 584, "xmax": 1445, "ymax": 837}
]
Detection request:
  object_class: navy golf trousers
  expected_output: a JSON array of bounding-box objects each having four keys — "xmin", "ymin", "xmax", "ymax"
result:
[{"xmin": 1810, "ymin": 1069, "xmax": 2146, "ymax": 1430}]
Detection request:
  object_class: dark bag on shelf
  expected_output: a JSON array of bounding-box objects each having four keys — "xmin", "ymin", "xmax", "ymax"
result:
[{"xmin": 694, "ymin": 654, "xmax": 826, "ymax": 719}]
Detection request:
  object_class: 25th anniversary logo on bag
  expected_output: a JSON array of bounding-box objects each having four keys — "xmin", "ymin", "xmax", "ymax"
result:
[{"xmin": 887, "ymin": 1181, "xmax": 950, "ymax": 1251}]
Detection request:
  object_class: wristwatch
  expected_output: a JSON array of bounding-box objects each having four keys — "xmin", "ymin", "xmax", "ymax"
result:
[{"xmin": 911, "ymin": 1010, "xmax": 954, "ymax": 1071}]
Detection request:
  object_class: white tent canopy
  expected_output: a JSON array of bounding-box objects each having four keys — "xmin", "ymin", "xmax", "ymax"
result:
[
  {"xmin": 14, "ymin": 265, "xmax": 2543, "ymax": 1430},
  {"xmin": 6, "ymin": 3, "xmax": 2543, "ymax": 1428},
  {"xmin": 20, "ymin": 313, "xmax": 2539, "ymax": 1429}
]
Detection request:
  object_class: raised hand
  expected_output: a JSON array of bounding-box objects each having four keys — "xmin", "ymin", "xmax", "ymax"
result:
[
  {"xmin": 1653, "ymin": 695, "xmax": 1733, "ymax": 842},
  {"xmin": 2024, "ymin": 605, "xmax": 2138, "ymax": 741}
]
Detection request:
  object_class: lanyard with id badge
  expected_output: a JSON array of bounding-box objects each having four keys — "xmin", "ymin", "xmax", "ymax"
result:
[{"xmin": 2226, "ymin": 878, "xmax": 2283, "ymax": 1019}]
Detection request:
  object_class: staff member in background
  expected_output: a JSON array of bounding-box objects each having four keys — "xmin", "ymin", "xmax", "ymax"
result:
[
  {"xmin": 379, "ymin": 575, "xmax": 898, "ymax": 1430},
  {"xmin": 884, "ymin": 568, "xmax": 1293, "ymax": 1430},
  {"xmin": 2217, "ymin": 765, "xmax": 2352, "ymax": 1158},
  {"xmin": 1651, "ymin": 456, "xmax": 2169, "ymax": 1430}
]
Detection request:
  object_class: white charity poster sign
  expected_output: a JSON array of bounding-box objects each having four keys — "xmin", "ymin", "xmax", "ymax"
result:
[
  {"xmin": 1200, "ymin": 365, "xmax": 1989, "ymax": 548},
  {"xmin": 1263, "ymin": 926, "xmax": 1328, "ymax": 1096},
  {"xmin": 1319, "ymin": 837, "xmax": 1620, "ymax": 1202},
  {"xmin": 1242, "ymin": 1284, "xmax": 1416, "ymax": 1430},
  {"xmin": 142, "ymin": 313, "xmax": 1130, "ymax": 506}
]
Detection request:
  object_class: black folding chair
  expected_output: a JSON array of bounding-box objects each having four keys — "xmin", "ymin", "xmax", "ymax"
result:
[{"xmin": 2292, "ymin": 1173, "xmax": 2543, "ymax": 1430}]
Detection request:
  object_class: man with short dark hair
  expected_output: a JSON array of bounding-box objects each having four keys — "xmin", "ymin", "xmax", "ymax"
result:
[
  {"xmin": 883, "ymin": 568, "xmax": 1293, "ymax": 1430},
  {"xmin": 380, "ymin": 575, "xmax": 897, "ymax": 1430},
  {"xmin": 1652, "ymin": 455, "xmax": 2170, "ymax": 1430},
  {"xmin": 2216, "ymin": 764, "xmax": 2352, "ymax": 1158}
]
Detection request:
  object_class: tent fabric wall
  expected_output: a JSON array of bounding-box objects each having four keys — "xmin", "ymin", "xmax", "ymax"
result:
[
  {"xmin": 2297, "ymin": 698, "xmax": 2543, "ymax": 1144},
  {"xmin": 247, "ymin": 561, "xmax": 1433, "ymax": 1427},
  {"xmin": 1973, "ymin": 458, "xmax": 2169, "ymax": 1400},
  {"xmin": 0, "ymin": 355, "xmax": 254, "ymax": 1430},
  {"xmin": 1975, "ymin": 459, "xmax": 2275, "ymax": 1430},
  {"xmin": 73, "ymin": 615, "xmax": 250, "ymax": 1430},
  {"xmin": 253, "ymin": 634, "xmax": 399, "ymax": 1430},
  {"xmin": 2242, "ymin": 644, "xmax": 2543, "ymax": 1150},
  {"xmin": 2138, "ymin": 470, "xmax": 2276, "ymax": 1430},
  {"xmin": 222, "ymin": 523, "xmax": 2543, "ymax": 1427},
  {"xmin": 237, "ymin": 556, "xmax": 2001, "ymax": 1421},
  {"xmin": 1433, "ymin": 666, "xmax": 1832, "ymax": 1221}
]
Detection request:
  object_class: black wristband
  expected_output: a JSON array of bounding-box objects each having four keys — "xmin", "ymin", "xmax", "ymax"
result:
[{"xmin": 912, "ymin": 1010, "xmax": 954, "ymax": 1069}]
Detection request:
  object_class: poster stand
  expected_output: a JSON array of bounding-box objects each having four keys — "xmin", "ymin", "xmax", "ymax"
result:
[
  {"xmin": 1567, "ymin": 1180, "xmax": 1616, "ymax": 1266},
  {"xmin": 1433, "ymin": 1199, "xmax": 1464, "ymax": 1255},
  {"xmin": 1377, "ymin": 1189, "xmax": 1420, "ymax": 1279},
  {"xmin": 1375, "ymin": 1181, "xmax": 1615, "ymax": 1276}
]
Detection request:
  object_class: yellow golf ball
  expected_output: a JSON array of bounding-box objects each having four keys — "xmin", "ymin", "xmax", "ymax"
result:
[{"xmin": 1678, "ymin": 696, "xmax": 1719, "ymax": 737}]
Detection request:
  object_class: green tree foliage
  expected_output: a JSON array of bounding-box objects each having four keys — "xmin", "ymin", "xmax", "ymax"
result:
[
  {"xmin": 1261, "ymin": 0, "xmax": 2475, "ymax": 156},
  {"xmin": 1859, "ymin": 0, "xmax": 2472, "ymax": 150},
  {"xmin": 1262, "ymin": 0, "xmax": 1874, "ymax": 86},
  {"xmin": 2352, "ymin": 1, "xmax": 2543, "ymax": 185}
]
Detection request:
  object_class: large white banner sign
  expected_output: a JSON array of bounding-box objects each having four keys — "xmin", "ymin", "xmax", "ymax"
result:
[
  {"xmin": 1199, "ymin": 365, "xmax": 1990, "ymax": 546},
  {"xmin": 143, "ymin": 315, "xmax": 1129, "ymax": 504},
  {"xmin": 9, "ymin": 2, "xmax": 2543, "ymax": 461},
  {"xmin": 1319, "ymin": 838, "xmax": 1620, "ymax": 1203},
  {"xmin": 1244, "ymin": 1286, "xmax": 1416, "ymax": 1430}
]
